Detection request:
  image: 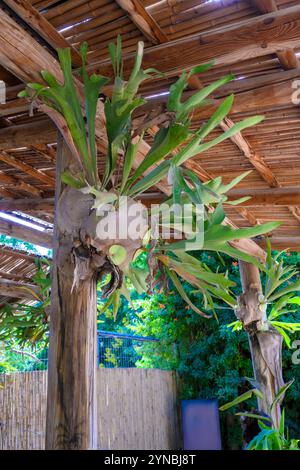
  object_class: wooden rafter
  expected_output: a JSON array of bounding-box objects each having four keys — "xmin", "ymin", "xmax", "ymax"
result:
[
  {"xmin": 0, "ymin": 187, "xmax": 16, "ymax": 198},
  {"xmin": 115, "ymin": 0, "xmax": 168, "ymax": 44},
  {"xmin": 0, "ymin": 97, "xmax": 28, "ymax": 117},
  {"xmin": 257, "ymin": 237, "xmax": 300, "ymax": 251},
  {"xmin": 288, "ymin": 206, "xmax": 300, "ymax": 224},
  {"xmin": 0, "ymin": 277, "xmax": 40, "ymax": 299},
  {"xmin": 0, "ymin": 119, "xmax": 56, "ymax": 150},
  {"xmin": 0, "ymin": 170, "xmax": 41, "ymax": 196},
  {"xmin": 0, "ymin": 217, "xmax": 52, "ymax": 247},
  {"xmin": 227, "ymin": 187, "xmax": 300, "ymax": 206},
  {"xmin": 220, "ymin": 118, "xmax": 279, "ymax": 188},
  {"xmin": 234, "ymin": 207, "xmax": 260, "ymax": 226},
  {"xmin": 0, "ymin": 197, "xmax": 54, "ymax": 211},
  {"xmin": 251, "ymin": 2, "xmax": 299, "ymax": 76},
  {"xmin": 0, "ymin": 151, "xmax": 54, "ymax": 186},
  {"xmin": 2, "ymin": 0, "xmax": 82, "ymax": 67}
]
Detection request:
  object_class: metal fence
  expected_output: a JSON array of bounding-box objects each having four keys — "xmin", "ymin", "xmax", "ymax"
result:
[
  {"xmin": 97, "ymin": 330, "xmax": 159, "ymax": 368},
  {"xmin": 0, "ymin": 331, "xmax": 159, "ymax": 373}
]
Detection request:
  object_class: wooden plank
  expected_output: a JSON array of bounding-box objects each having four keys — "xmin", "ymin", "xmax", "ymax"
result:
[
  {"xmin": 0, "ymin": 277, "xmax": 40, "ymax": 299},
  {"xmin": 258, "ymin": 236, "xmax": 300, "ymax": 250},
  {"xmin": 0, "ymin": 217, "xmax": 52, "ymax": 247},
  {"xmin": 0, "ymin": 171, "xmax": 41, "ymax": 196},
  {"xmin": 0, "ymin": 197, "xmax": 54, "ymax": 212},
  {"xmin": 227, "ymin": 187, "xmax": 300, "ymax": 206},
  {"xmin": 0, "ymin": 98, "xmax": 28, "ymax": 117},
  {"xmin": 115, "ymin": 0, "xmax": 168, "ymax": 44},
  {"xmin": 93, "ymin": 5, "xmax": 300, "ymax": 77},
  {"xmin": 2, "ymin": 0, "xmax": 82, "ymax": 67},
  {"xmin": 0, "ymin": 119, "xmax": 56, "ymax": 150},
  {"xmin": 220, "ymin": 118, "xmax": 279, "ymax": 188},
  {"xmin": 139, "ymin": 67, "xmax": 300, "ymax": 121},
  {"xmin": 251, "ymin": 1, "xmax": 299, "ymax": 72}
]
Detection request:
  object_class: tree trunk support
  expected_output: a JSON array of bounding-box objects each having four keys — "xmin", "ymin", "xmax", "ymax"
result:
[
  {"xmin": 237, "ymin": 261, "xmax": 284, "ymax": 428},
  {"xmin": 45, "ymin": 135, "xmax": 98, "ymax": 449}
]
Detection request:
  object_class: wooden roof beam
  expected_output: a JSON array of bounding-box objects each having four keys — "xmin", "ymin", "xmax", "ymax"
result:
[
  {"xmin": 0, "ymin": 171, "xmax": 41, "ymax": 196},
  {"xmin": 0, "ymin": 217, "xmax": 52, "ymax": 248},
  {"xmin": 0, "ymin": 119, "xmax": 56, "ymax": 150},
  {"xmin": 2, "ymin": 0, "xmax": 82, "ymax": 67},
  {"xmin": 0, "ymin": 197, "xmax": 54, "ymax": 212},
  {"xmin": 115, "ymin": 0, "xmax": 168, "ymax": 44},
  {"xmin": 0, "ymin": 277, "xmax": 40, "ymax": 299},
  {"xmin": 220, "ymin": 118, "xmax": 279, "ymax": 188},
  {"xmin": 251, "ymin": 2, "xmax": 299, "ymax": 72},
  {"xmin": 227, "ymin": 187, "xmax": 300, "ymax": 206},
  {"xmin": 0, "ymin": 98, "xmax": 28, "ymax": 117},
  {"xmin": 0, "ymin": 187, "xmax": 16, "ymax": 198},
  {"xmin": 0, "ymin": 151, "xmax": 55, "ymax": 186},
  {"xmin": 257, "ymin": 237, "xmax": 300, "ymax": 251},
  {"xmin": 93, "ymin": 5, "xmax": 300, "ymax": 77},
  {"xmin": 288, "ymin": 206, "xmax": 300, "ymax": 224},
  {"xmin": 234, "ymin": 207, "xmax": 260, "ymax": 226}
]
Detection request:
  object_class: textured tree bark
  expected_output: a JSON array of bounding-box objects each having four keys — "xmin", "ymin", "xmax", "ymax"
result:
[
  {"xmin": 237, "ymin": 261, "xmax": 284, "ymax": 429},
  {"xmin": 46, "ymin": 136, "xmax": 98, "ymax": 449}
]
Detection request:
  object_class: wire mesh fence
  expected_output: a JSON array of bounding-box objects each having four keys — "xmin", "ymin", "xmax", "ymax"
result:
[
  {"xmin": 0, "ymin": 331, "xmax": 159, "ymax": 373},
  {"xmin": 97, "ymin": 331, "xmax": 159, "ymax": 368}
]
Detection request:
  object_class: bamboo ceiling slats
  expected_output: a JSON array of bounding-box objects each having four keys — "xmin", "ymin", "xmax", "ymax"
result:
[
  {"xmin": 0, "ymin": 245, "xmax": 49, "ymax": 305},
  {"xmin": 151, "ymin": 1, "xmax": 258, "ymax": 41}
]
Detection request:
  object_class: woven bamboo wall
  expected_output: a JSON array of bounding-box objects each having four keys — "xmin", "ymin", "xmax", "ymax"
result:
[{"xmin": 0, "ymin": 369, "xmax": 180, "ymax": 450}]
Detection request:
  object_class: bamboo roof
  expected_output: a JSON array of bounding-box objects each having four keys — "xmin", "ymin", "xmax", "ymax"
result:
[{"xmin": 0, "ymin": 0, "xmax": 300, "ymax": 298}]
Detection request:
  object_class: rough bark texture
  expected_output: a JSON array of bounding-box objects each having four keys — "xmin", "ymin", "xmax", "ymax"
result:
[
  {"xmin": 46, "ymin": 136, "xmax": 98, "ymax": 449},
  {"xmin": 237, "ymin": 261, "xmax": 284, "ymax": 428}
]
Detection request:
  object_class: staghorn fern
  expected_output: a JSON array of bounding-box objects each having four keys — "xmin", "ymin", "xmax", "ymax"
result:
[{"xmin": 17, "ymin": 37, "xmax": 281, "ymax": 320}]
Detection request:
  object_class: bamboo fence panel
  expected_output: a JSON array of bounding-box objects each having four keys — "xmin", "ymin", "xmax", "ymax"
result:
[{"xmin": 0, "ymin": 368, "xmax": 180, "ymax": 450}]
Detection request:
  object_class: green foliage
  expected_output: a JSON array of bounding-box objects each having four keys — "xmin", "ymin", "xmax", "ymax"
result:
[
  {"xmin": 228, "ymin": 241, "xmax": 300, "ymax": 347},
  {"xmin": 0, "ymin": 341, "xmax": 48, "ymax": 373},
  {"xmin": 127, "ymin": 251, "xmax": 300, "ymax": 449},
  {"xmin": 0, "ymin": 258, "xmax": 51, "ymax": 346},
  {"xmin": 19, "ymin": 46, "xmax": 109, "ymax": 186},
  {"xmin": 247, "ymin": 412, "xmax": 300, "ymax": 450}
]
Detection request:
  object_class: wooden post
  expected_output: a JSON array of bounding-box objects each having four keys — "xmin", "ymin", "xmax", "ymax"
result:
[
  {"xmin": 45, "ymin": 135, "xmax": 98, "ymax": 449},
  {"xmin": 237, "ymin": 261, "xmax": 284, "ymax": 429}
]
